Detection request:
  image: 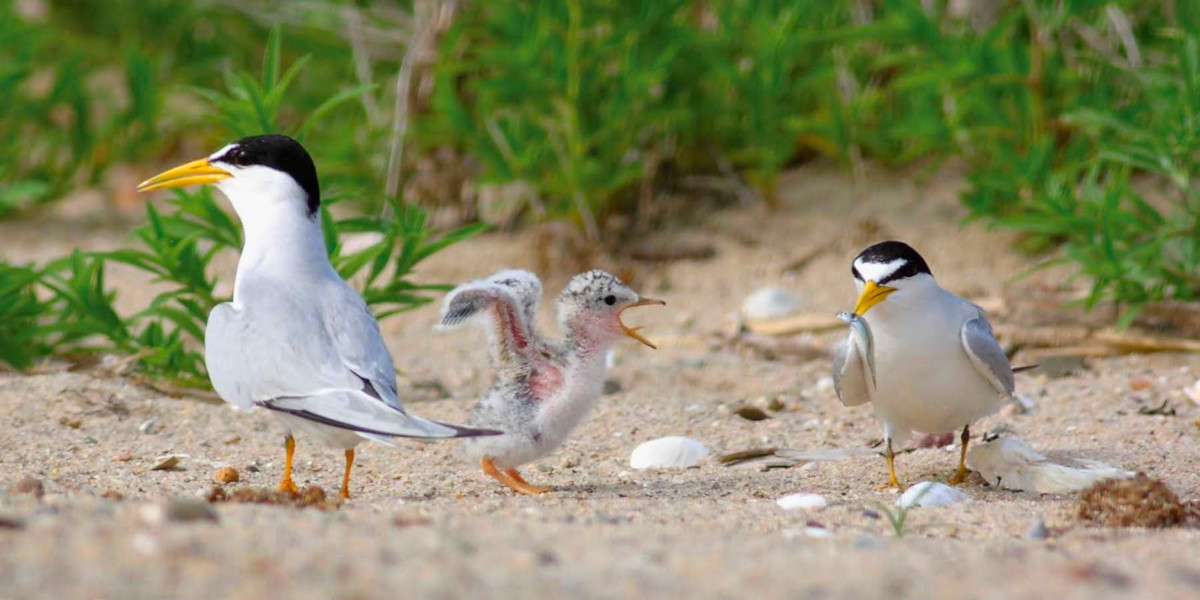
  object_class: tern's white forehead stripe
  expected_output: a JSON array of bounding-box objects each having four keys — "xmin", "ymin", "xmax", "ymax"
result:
[
  {"xmin": 209, "ymin": 143, "xmax": 238, "ymax": 162},
  {"xmin": 853, "ymin": 257, "xmax": 907, "ymax": 283}
]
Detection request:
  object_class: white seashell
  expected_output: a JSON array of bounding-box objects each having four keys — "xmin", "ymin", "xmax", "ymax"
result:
[
  {"xmin": 776, "ymin": 493, "xmax": 828, "ymax": 511},
  {"xmin": 741, "ymin": 287, "xmax": 804, "ymax": 321},
  {"xmin": 150, "ymin": 454, "xmax": 188, "ymax": 471},
  {"xmin": 897, "ymin": 481, "xmax": 968, "ymax": 508},
  {"xmin": 629, "ymin": 436, "xmax": 708, "ymax": 469},
  {"xmin": 966, "ymin": 436, "xmax": 1131, "ymax": 494},
  {"xmin": 1185, "ymin": 378, "xmax": 1200, "ymax": 406}
]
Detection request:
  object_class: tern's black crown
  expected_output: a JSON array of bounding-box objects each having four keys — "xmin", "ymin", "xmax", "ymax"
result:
[
  {"xmin": 215, "ymin": 134, "xmax": 320, "ymax": 216},
  {"xmin": 851, "ymin": 240, "xmax": 933, "ymax": 284}
]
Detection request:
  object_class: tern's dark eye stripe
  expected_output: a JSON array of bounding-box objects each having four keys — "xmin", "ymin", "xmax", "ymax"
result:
[{"xmin": 851, "ymin": 265, "xmax": 863, "ymax": 281}]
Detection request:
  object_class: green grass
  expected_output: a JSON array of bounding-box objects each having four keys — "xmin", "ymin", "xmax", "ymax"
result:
[{"xmin": 1, "ymin": 1, "xmax": 1197, "ymax": 375}]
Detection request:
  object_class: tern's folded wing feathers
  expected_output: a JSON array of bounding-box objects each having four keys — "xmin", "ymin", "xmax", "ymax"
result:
[
  {"xmin": 961, "ymin": 314, "xmax": 1014, "ymax": 396},
  {"xmin": 322, "ymin": 282, "xmax": 401, "ymax": 408},
  {"xmin": 261, "ymin": 390, "xmax": 497, "ymax": 439}
]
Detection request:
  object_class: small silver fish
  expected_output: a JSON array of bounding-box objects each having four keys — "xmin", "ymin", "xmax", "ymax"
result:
[{"xmin": 837, "ymin": 311, "xmax": 877, "ymax": 388}]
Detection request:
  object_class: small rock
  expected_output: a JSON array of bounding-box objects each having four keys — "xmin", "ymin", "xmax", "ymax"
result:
[
  {"xmin": 1129, "ymin": 377, "xmax": 1152, "ymax": 391},
  {"xmin": 776, "ymin": 493, "xmax": 827, "ymax": 511},
  {"xmin": 1026, "ymin": 520, "xmax": 1051, "ymax": 539},
  {"xmin": 852, "ymin": 534, "xmax": 884, "ymax": 549},
  {"xmin": 58, "ymin": 416, "xmax": 82, "ymax": 429},
  {"xmin": 742, "ymin": 287, "xmax": 804, "ymax": 320},
  {"xmin": 733, "ymin": 406, "xmax": 770, "ymax": 421},
  {"xmin": 861, "ymin": 509, "xmax": 881, "ymax": 520},
  {"xmin": 602, "ymin": 379, "xmax": 622, "ymax": 395},
  {"xmin": 213, "ymin": 467, "xmax": 240, "ymax": 484},
  {"xmin": 13, "ymin": 476, "xmax": 44, "ymax": 499},
  {"xmin": 897, "ymin": 481, "xmax": 969, "ymax": 508},
  {"xmin": 165, "ymin": 499, "xmax": 219, "ymax": 523},
  {"xmin": 0, "ymin": 515, "xmax": 24, "ymax": 530},
  {"xmin": 767, "ymin": 397, "xmax": 787, "ymax": 412},
  {"xmin": 138, "ymin": 419, "xmax": 160, "ymax": 434},
  {"xmin": 223, "ymin": 435, "xmax": 241, "ymax": 445},
  {"xmin": 142, "ymin": 499, "xmax": 219, "ymax": 524},
  {"xmin": 111, "ymin": 451, "xmax": 133, "ymax": 462},
  {"xmin": 151, "ymin": 455, "xmax": 186, "ymax": 471},
  {"xmin": 101, "ymin": 490, "xmax": 124, "ymax": 501}
]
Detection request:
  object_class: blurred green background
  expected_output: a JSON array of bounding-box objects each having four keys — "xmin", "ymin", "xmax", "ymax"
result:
[{"xmin": 1, "ymin": 0, "xmax": 1198, "ymax": 378}]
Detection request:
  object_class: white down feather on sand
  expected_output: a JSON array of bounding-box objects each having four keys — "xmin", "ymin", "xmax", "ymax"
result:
[{"xmin": 966, "ymin": 436, "xmax": 1132, "ymax": 494}]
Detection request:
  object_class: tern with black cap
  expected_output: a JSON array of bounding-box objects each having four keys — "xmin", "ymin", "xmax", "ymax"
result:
[
  {"xmin": 137, "ymin": 134, "xmax": 497, "ymax": 499},
  {"xmin": 833, "ymin": 240, "xmax": 1018, "ymax": 488}
]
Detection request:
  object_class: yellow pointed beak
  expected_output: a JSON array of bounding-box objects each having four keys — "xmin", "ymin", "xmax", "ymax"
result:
[
  {"xmin": 137, "ymin": 158, "xmax": 231, "ymax": 193},
  {"xmin": 853, "ymin": 280, "xmax": 896, "ymax": 315},
  {"xmin": 618, "ymin": 297, "xmax": 666, "ymax": 349}
]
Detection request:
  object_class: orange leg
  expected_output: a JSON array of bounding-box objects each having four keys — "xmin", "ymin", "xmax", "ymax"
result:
[
  {"xmin": 480, "ymin": 457, "xmax": 550, "ymax": 495},
  {"xmin": 506, "ymin": 468, "xmax": 552, "ymax": 495},
  {"xmin": 948, "ymin": 425, "xmax": 970, "ymax": 485},
  {"xmin": 340, "ymin": 449, "xmax": 355, "ymax": 500},
  {"xmin": 884, "ymin": 438, "xmax": 902, "ymax": 489},
  {"xmin": 280, "ymin": 434, "xmax": 299, "ymax": 494}
]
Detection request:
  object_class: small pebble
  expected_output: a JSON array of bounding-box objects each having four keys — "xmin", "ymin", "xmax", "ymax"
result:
[
  {"xmin": 142, "ymin": 499, "xmax": 219, "ymax": 524},
  {"xmin": 223, "ymin": 435, "xmax": 241, "ymax": 445},
  {"xmin": 1026, "ymin": 520, "xmax": 1051, "ymax": 540},
  {"xmin": 138, "ymin": 419, "xmax": 159, "ymax": 434},
  {"xmin": 1129, "ymin": 377, "xmax": 1151, "ymax": 391},
  {"xmin": 742, "ymin": 287, "xmax": 804, "ymax": 320},
  {"xmin": 13, "ymin": 476, "xmax": 44, "ymax": 499},
  {"xmin": 101, "ymin": 490, "xmax": 125, "ymax": 501},
  {"xmin": 58, "ymin": 416, "xmax": 82, "ymax": 429},
  {"xmin": 213, "ymin": 467, "xmax": 240, "ymax": 484},
  {"xmin": 111, "ymin": 451, "xmax": 133, "ymax": 462},
  {"xmin": 733, "ymin": 406, "xmax": 770, "ymax": 421}
]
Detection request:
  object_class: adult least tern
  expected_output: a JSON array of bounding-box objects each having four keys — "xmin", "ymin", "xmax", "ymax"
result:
[
  {"xmin": 137, "ymin": 134, "xmax": 496, "ymax": 499},
  {"xmin": 832, "ymin": 241, "xmax": 1016, "ymax": 488},
  {"xmin": 439, "ymin": 269, "xmax": 664, "ymax": 495}
]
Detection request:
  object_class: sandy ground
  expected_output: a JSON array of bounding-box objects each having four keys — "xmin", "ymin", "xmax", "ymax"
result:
[{"xmin": 2, "ymin": 162, "xmax": 1199, "ymax": 599}]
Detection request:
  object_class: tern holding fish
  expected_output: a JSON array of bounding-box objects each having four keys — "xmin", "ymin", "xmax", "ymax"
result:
[{"xmin": 832, "ymin": 241, "xmax": 1018, "ymax": 488}]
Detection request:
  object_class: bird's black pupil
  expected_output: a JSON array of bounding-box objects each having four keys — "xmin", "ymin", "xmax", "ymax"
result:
[{"xmin": 604, "ymin": 295, "xmax": 616, "ymax": 305}]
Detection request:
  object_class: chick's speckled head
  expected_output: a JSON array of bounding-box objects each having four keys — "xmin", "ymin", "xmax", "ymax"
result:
[{"xmin": 557, "ymin": 270, "xmax": 664, "ymax": 349}]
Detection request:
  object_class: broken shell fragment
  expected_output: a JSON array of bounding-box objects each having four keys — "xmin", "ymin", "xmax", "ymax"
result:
[{"xmin": 630, "ymin": 436, "xmax": 709, "ymax": 469}]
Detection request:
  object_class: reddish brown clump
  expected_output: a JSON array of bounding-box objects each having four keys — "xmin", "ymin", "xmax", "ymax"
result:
[
  {"xmin": 213, "ymin": 467, "xmax": 240, "ymax": 484},
  {"xmin": 1077, "ymin": 473, "xmax": 1186, "ymax": 528},
  {"xmin": 205, "ymin": 485, "xmax": 340, "ymax": 510}
]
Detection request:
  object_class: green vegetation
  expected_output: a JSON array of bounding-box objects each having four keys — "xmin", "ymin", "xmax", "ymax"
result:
[{"xmin": 1, "ymin": 1, "xmax": 1197, "ymax": 376}]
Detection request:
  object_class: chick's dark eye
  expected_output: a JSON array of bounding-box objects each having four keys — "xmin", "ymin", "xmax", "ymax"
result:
[{"xmin": 604, "ymin": 295, "xmax": 616, "ymax": 306}]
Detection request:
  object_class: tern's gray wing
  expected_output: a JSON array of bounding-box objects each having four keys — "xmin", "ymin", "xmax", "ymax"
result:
[
  {"xmin": 960, "ymin": 312, "xmax": 1014, "ymax": 396},
  {"xmin": 438, "ymin": 270, "xmax": 543, "ymax": 368},
  {"xmin": 322, "ymin": 281, "xmax": 400, "ymax": 408},
  {"xmin": 205, "ymin": 279, "xmax": 494, "ymax": 440},
  {"xmin": 832, "ymin": 334, "xmax": 872, "ymax": 407}
]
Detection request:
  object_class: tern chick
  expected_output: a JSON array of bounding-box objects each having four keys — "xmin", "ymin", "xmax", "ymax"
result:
[
  {"xmin": 833, "ymin": 241, "xmax": 1017, "ymax": 488},
  {"xmin": 137, "ymin": 134, "xmax": 497, "ymax": 499},
  {"xmin": 440, "ymin": 269, "xmax": 664, "ymax": 494}
]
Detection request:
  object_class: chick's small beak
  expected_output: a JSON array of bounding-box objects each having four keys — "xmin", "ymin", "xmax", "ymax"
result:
[
  {"xmin": 618, "ymin": 297, "xmax": 665, "ymax": 349},
  {"xmin": 853, "ymin": 280, "xmax": 896, "ymax": 315},
  {"xmin": 137, "ymin": 158, "xmax": 231, "ymax": 193}
]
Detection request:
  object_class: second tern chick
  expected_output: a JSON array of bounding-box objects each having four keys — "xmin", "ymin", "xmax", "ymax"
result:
[{"xmin": 440, "ymin": 269, "xmax": 664, "ymax": 494}]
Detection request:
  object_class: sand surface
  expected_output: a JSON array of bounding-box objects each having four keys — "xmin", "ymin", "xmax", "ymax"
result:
[{"xmin": 2, "ymin": 162, "xmax": 1198, "ymax": 599}]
